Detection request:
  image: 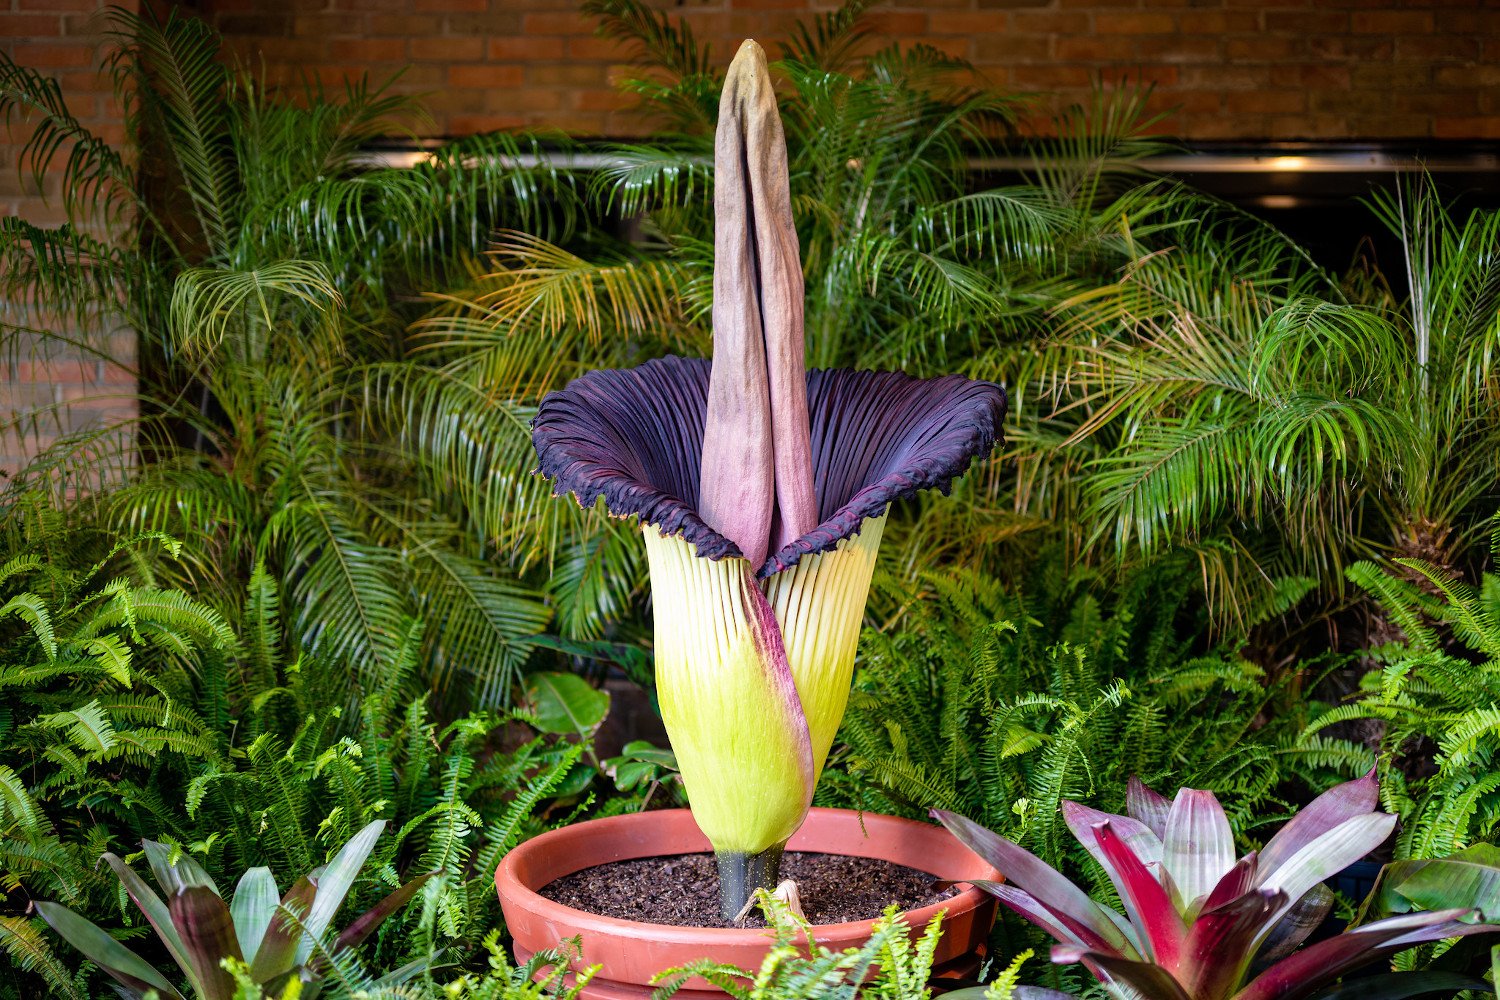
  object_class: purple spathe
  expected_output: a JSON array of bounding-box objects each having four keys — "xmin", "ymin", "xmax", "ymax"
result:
[{"xmin": 531, "ymin": 355, "xmax": 1008, "ymax": 577}]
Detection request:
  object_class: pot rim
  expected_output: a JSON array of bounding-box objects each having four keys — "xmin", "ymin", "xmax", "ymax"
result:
[{"xmin": 496, "ymin": 806, "xmax": 998, "ymax": 944}]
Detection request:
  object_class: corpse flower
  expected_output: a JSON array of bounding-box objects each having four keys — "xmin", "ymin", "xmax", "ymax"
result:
[
  {"xmin": 532, "ymin": 40, "xmax": 1007, "ymax": 919},
  {"xmin": 936, "ymin": 773, "xmax": 1500, "ymax": 1000}
]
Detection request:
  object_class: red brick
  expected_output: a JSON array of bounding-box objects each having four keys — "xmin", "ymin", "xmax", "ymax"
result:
[
  {"xmin": 0, "ymin": 14, "xmax": 63, "ymax": 36},
  {"xmin": 1136, "ymin": 35, "xmax": 1222, "ymax": 61},
  {"xmin": 1387, "ymin": 91, "xmax": 1478, "ymax": 116},
  {"xmin": 448, "ymin": 65, "xmax": 526, "ymax": 88},
  {"xmin": 1151, "ymin": 90, "xmax": 1222, "ymax": 116},
  {"xmin": 410, "ymin": 37, "xmax": 483, "ymax": 61},
  {"xmin": 1264, "ymin": 11, "xmax": 1349, "ymax": 33},
  {"xmin": 7, "ymin": 44, "xmax": 94, "ymax": 68},
  {"xmin": 1228, "ymin": 36, "xmax": 1307, "ymax": 61},
  {"xmin": 567, "ymin": 36, "xmax": 629, "ymax": 60},
  {"xmin": 1094, "ymin": 12, "xmax": 1177, "ymax": 35},
  {"xmin": 1011, "ymin": 11, "xmax": 1088, "ymax": 34},
  {"xmin": 328, "ymin": 39, "xmax": 406, "ymax": 61},
  {"xmin": 576, "ymin": 88, "xmax": 630, "ymax": 112},
  {"xmin": 486, "ymin": 88, "xmax": 564, "ymax": 112},
  {"xmin": 914, "ymin": 37, "xmax": 970, "ymax": 60},
  {"xmin": 1307, "ymin": 36, "xmax": 1393, "ymax": 60},
  {"xmin": 1101, "ymin": 64, "xmax": 1180, "ymax": 88},
  {"xmin": 1177, "ymin": 11, "xmax": 1259, "ymax": 33},
  {"xmin": 413, "ymin": 0, "xmax": 487, "ymax": 10},
  {"xmin": 863, "ymin": 12, "xmax": 928, "ymax": 36},
  {"xmin": 1397, "ymin": 36, "xmax": 1482, "ymax": 62},
  {"xmin": 17, "ymin": 0, "xmax": 97, "ymax": 10},
  {"xmin": 1265, "ymin": 114, "xmax": 1349, "ymax": 139},
  {"xmin": 1436, "ymin": 65, "xmax": 1500, "ymax": 88},
  {"xmin": 1350, "ymin": 64, "xmax": 1430, "ymax": 90},
  {"xmin": 1226, "ymin": 90, "xmax": 1307, "ymax": 115},
  {"xmin": 488, "ymin": 37, "xmax": 565, "ymax": 60},
  {"xmin": 928, "ymin": 12, "xmax": 1006, "ymax": 35},
  {"xmin": 1294, "ymin": 65, "xmax": 1351, "ymax": 90},
  {"xmin": 1009, "ymin": 65, "xmax": 1092, "ymax": 88},
  {"xmin": 367, "ymin": 14, "xmax": 443, "ymax": 35},
  {"xmin": 521, "ymin": 12, "xmax": 595, "ymax": 35},
  {"xmin": 1351, "ymin": 11, "xmax": 1433, "ymax": 34},
  {"xmin": 1435, "ymin": 10, "xmax": 1491, "ymax": 34},
  {"xmin": 1054, "ymin": 36, "xmax": 1118, "ymax": 61},
  {"xmin": 1345, "ymin": 113, "xmax": 1429, "ymax": 137},
  {"xmin": 527, "ymin": 64, "xmax": 607, "ymax": 87},
  {"xmin": 1433, "ymin": 117, "xmax": 1500, "ymax": 139}
]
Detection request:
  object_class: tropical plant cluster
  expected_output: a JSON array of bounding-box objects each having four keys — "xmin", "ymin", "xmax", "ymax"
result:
[{"xmin": 2, "ymin": 0, "xmax": 1500, "ymax": 998}]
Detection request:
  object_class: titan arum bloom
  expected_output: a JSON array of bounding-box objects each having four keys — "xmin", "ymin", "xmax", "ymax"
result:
[{"xmin": 532, "ymin": 40, "xmax": 1007, "ymax": 920}]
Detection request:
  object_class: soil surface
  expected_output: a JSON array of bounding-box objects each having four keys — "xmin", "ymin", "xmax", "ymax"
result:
[{"xmin": 538, "ymin": 851, "xmax": 957, "ymax": 928}]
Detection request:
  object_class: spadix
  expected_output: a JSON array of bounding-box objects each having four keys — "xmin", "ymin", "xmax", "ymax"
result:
[{"xmin": 533, "ymin": 40, "xmax": 1007, "ymax": 921}]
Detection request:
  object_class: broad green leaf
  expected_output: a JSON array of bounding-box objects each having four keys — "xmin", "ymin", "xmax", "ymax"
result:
[
  {"xmin": 294, "ymin": 820, "xmax": 383, "ymax": 965},
  {"xmin": 143, "ymin": 840, "xmax": 220, "ymax": 896},
  {"xmin": 1390, "ymin": 846, "xmax": 1500, "ymax": 919},
  {"xmin": 525, "ymin": 672, "xmax": 609, "ymax": 736},
  {"xmin": 331, "ymin": 870, "xmax": 437, "ymax": 954},
  {"xmin": 249, "ymin": 875, "xmax": 314, "ymax": 983},
  {"xmin": 35, "ymin": 901, "xmax": 185, "ymax": 1000},
  {"xmin": 229, "ymin": 867, "xmax": 279, "ymax": 967},
  {"xmin": 100, "ymin": 854, "xmax": 195, "ymax": 993}
]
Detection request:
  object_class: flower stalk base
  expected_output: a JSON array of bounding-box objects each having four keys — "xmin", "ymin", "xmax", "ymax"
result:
[{"xmin": 716, "ymin": 842, "xmax": 786, "ymax": 922}]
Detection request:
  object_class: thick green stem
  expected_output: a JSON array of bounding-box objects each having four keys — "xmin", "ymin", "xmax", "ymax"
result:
[{"xmin": 716, "ymin": 842, "xmax": 786, "ymax": 922}]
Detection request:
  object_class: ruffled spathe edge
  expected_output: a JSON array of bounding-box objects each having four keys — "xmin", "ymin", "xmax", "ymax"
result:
[{"xmin": 531, "ymin": 355, "xmax": 1007, "ymax": 577}]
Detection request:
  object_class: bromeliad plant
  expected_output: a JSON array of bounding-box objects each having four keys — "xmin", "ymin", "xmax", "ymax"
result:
[
  {"xmin": 936, "ymin": 773, "xmax": 1500, "ymax": 1000},
  {"xmin": 532, "ymin": 40, "xmax": 1006, "ymax": 919},
  {"xmin": 38, "ymin": 821, "xmax": 433, "ymax": 1000}
]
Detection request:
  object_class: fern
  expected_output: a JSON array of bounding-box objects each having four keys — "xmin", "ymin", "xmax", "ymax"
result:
[
  {"xmin": 822, "ymin": 557, "xmax": 1363, "ymax": 872},
  {"xmin": 1307, "ymin": 547, "xmax": 1500, "ymax": 858}
]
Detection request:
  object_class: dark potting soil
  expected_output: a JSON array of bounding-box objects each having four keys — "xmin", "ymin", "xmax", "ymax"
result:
[{"xmin": 538, "ymin": 851, "xmax": 957, "ymax": 928}]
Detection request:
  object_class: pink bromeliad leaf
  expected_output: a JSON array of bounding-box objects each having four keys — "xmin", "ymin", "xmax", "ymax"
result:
[
  {"xmin": 1162, "ymin": 789, "xmax": 1236, "ymax": 917},
  {"xmin": 1258, "ymin": 770, "xmax": 1380, "ymax": 879},
  {"xmin": 1176, "ymin": 887, "xmax": 1284, "ymax": 1000},
  {"xmin": 1233, "ymin": 908, "xmax": 1497, "ymax": 1000},
  {"xmin": 1064, "ymin": 799, "xmax": 1163, "ymax": 869},
  {"xmin": 1052, "ymin": 945, "xmax": 1192, "ymax": 1000},
  {"xmin": 1256, "ymin": 812, "xmax": 1397, "ymax": 941},
  {"xmin": 1128, "ymin": 776, "xmax": 1172, "ymax": 837},
  {"xmin": 1094, "ymin": 821, "xmax": 1186, "ymax": 968},
  {"xmin": 933, "ymin": 809, "xmax": 1136, "ymax": 955}
]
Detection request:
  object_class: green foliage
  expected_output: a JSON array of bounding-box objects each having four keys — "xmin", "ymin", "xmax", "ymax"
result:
[
  {"xmin": 1, "ymin": 5, "xmax": 571, "ymax": 703},
  {"xmin": 1050, "ymin": 172, "xmax": 1500, "ymax": 623},
  {"xmin": 654, "ymin": 894, "xmax": 944, "ymax": 1000},
  {"xmin": 38, "ymin": 820, "xmax": 430, "ymax": 1000},
  {"xmin": 0, "ymin": 503, "xmax": 605, "ymax": 998},
  {"xmin": 432, "ymin": 934, "xmax": 595, "ymax": 1000},
  {"xmin": 1305, "ymin": 548, "xmax": 1500, "ymax": 860},
  {"xmin": 407, "ymin": 0, "xmax": 1201, "ymax": 645},
  {"xmin": 821, "ymin": 558, "xmax": 1368, "ymax": 874}
]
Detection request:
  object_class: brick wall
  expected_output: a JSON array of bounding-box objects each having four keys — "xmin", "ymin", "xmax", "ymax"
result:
[
  {"xmin": 1, "ymin": 0, "xmax": 138, "ymax": 477},
  {"xmin": 196, "ymin": 0, "xmax": 1500, "ymax": 142},
  {"xmin": 4, "ymin": 0, "xmax": 1498, "ymax": 475}
]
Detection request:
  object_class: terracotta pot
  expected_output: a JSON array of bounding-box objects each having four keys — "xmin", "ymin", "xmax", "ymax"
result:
[{"xmin": 496, "ymin": 807, "xmax": 1000, "ymax": 1000}]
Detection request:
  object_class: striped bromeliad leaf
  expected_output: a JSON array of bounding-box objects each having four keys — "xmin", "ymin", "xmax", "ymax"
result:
[
  {"xmin": 532, "ymin": 40, "xmax": 1007, "ymax": 920},
  {"xmin": 936, "ymin": 773, "xmax": 1500, "ymax": 1000},
  {"xmin": 37, "ymin": 821, "xmax": 435, "ymax": 1000}
]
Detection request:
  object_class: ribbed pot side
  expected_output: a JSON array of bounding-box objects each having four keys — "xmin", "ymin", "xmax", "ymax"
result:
[{"xmin": 496, "ymin": 807, "xmax": 1001, "ymax": 1000}]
